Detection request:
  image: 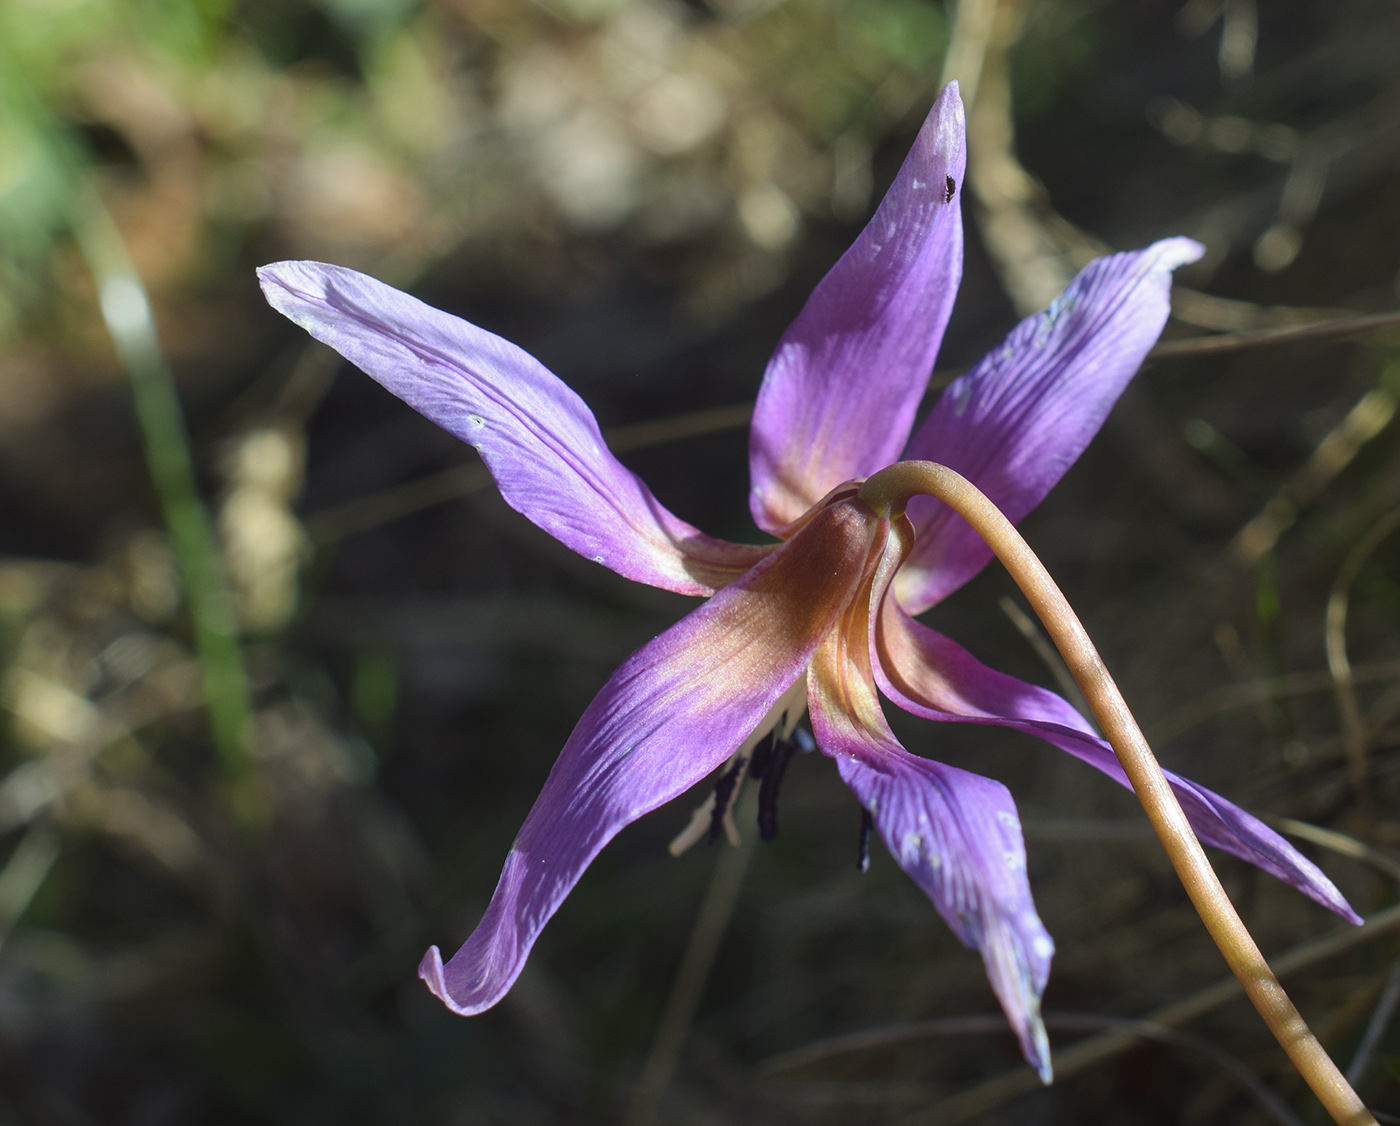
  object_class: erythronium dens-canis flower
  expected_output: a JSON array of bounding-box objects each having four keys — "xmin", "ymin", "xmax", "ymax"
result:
[{"xmin": 259, "ymin": 83, "xmax": 1358, "ymax": 1081}]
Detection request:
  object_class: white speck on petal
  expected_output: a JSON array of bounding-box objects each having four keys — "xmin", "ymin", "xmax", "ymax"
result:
[
  {"xmin": 902, "ymin": 832, "xmax": 923, "ymax": 860},
  {"xmin": 952, "ymin": 379, "xmax": 973, "ymax": 417},
  {"xmin": 468, "ymin": 414, "xmax": 486, "ymax": 428},
  {"xmin": 1035, "ymin": 292, "xmax": 1076, "ymax": 346}
]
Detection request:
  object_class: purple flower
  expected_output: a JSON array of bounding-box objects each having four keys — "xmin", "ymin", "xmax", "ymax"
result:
[{"xmin": 259, "ymin": 83, "xmax": 1357, "ymax": 1081}]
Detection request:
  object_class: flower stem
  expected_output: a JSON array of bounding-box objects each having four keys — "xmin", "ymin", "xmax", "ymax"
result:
[{"xmin": 859, "ymin": 460, "xmax": 1375, "ymax": 1126}]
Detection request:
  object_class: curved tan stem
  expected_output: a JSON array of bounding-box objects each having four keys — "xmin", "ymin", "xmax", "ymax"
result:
[{"xmin": 859, "ymin": 461, "xmax": 1375, "ymax": 1126}]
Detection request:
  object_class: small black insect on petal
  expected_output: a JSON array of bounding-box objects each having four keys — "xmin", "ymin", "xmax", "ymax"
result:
[
  {"xmin": 944, "ymin": 174, "xmax": 956, "ymax": 203},
  {"xmin": 757, "ymin": 736, "xmax": 798, "ymax": 842},
  {"xmin": 857, "ymin": 808, "xmax": 874, "ymax": 873},
  {"xmin": 707, "ymin": 757, "xmax": 746, "ymax": 844}
]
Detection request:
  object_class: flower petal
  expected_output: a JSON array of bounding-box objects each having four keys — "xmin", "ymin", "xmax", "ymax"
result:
[
  {"xmin": 748, "ymin": 83, "xmax": 967, "ymax": 534},
  {"xmin": 420, "ymin": 499, "xmax": 886, "ymax": 1015},
  {"xmin": 259, "ymin": 261, "xmax": 767, "ymax": 596},
  {"xmin": 875, "ymin": 603, "xmax": 1361, "ymax": 923},
  {"xmin": 895, "ymin": 238, "xmax": 1204, "ymax": 612},
  {"xmin": 808, "ymin": 617, "xmax": 1054, "ymax": 1081}
]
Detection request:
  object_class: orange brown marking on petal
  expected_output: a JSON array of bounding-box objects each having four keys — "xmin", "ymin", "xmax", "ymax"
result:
[
  {"xmin": 678, "ymin": 538, "xmax": 778, "ymax": 591},
  {"xmin": 668, "ymin": 498, "xmax": 888, "ymax": 722},
  {"xmin": 876, "ymin": 597, "xmax": 983, "ymax": 718},
  {"xmin": 809, "ymin": 510, "xmax": 915, "ymax": 740},
  {"xmin": 761, "ymin": 481, "xmax": 864, "ymax": 542}
]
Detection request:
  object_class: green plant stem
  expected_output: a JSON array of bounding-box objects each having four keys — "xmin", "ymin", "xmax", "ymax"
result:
[
  {"xmin": 72, "ymin": 189, "xmax": 254, "ymax": 787},
  {"xmin": 858, "ymin": 460, "xmax": 1375, "ymax": 1126}
]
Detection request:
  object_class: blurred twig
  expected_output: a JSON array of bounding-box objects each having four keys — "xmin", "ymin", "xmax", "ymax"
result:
[
  {"xmin": 958, "ymin": 0, "xmax": 1083, "ymax": 318},
  {"xmin": 1170, "ymin": 288, "xmax": 1337, "ymax": 332},
  {"xmin": 1272, "ymin": 817, "xmax": 1400, "ymax": 886},
  {"xmin": 1346, "ymin": 959, "xmax": 1400, "ymax": 1087},
  {"xmin": 303, "ymin": 304, "xmax": 1400, "ymax": 547},
  {"xmin": 766, "ymin": 1012, "xmax": 1304, "ymax": 1126},
  {"xmin": 626, "ymin": 786, "xmax": 759, "ymax": 1126},
  {"xmin": 997, "ymin": 595, "xmax": 1095, "ymax": 724},
  {"xmin": 307, "ymin": 403, "xmax": 755, "ymax": 544},
  {"xmin": 71, "ymin": 189, "xmax": 254, "ymax": 792},
  {"xmin": 939, "ymin": 0, "xmax": 999, "ymax": 112},
  {"xmin": 904, "ymin": 903, "xmax": 1400, "ymax": 1125},
  {"xmin": 1325, "ymin": 505, "xmax": 1400, "ymax": 793},
  {"xmin": 1153, "ymin": 657, "xmax": 1400, "ymax": 746},
  {"xmin": 1151, "ymin": 310, "xmax": 1400, "ymax": 360},
  {"xmin": 606, "ymin": 402, "xmax": 756, "ymax": 452},
  {"xmin": 0, "ymin": 823, "xmax": 61, "ymax": 958},
  {"xmin": 1232, "ymin": 367, "xmax": 1399, "ymax": 567}
]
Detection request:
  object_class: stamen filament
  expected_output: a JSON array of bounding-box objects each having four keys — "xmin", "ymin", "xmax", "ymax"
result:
[
  {"xmin": 859, "ymin": 460, "xmax": 1375, "ymax": 1126},
  {"xmin": 707, "ymin": 758, "xmax": 746, "ymax": 845}
]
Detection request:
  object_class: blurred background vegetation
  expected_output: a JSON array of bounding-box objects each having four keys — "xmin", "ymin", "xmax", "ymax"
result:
[{"xmin": 2, "ymin": 0, "xmax": 1400, "ymax": 1122}]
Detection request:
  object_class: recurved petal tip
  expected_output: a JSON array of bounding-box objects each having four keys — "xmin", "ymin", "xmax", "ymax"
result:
[
  {"xmin": 418, "ymin": 945, "xmax": 454, "ymax": 1008},
  {"xmin": 810, "ymin": 641, "xmax": 1058, "ymax": 1080},
  {"xmin": 1151, "ymin": 235, "xmax": 1207, "ymax": 270},
  {"xmin": 1019, "ymin": 985, "xmax": 1052, "ymax": 1081},
  {"xmin": 1031, "ymin": 1020, "xmax": 1054, "ymax": 1085},
  {"xmin": 980, "ymin": 911, "xmax": 1056, "ymax": 1085},
  {"xmin": 256, "ymin": 260, "xmax": 323, "ymax": 315},
  {"xmin": 419, "ymin": 943, "xmax": 494, "ymax": 1017}
]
